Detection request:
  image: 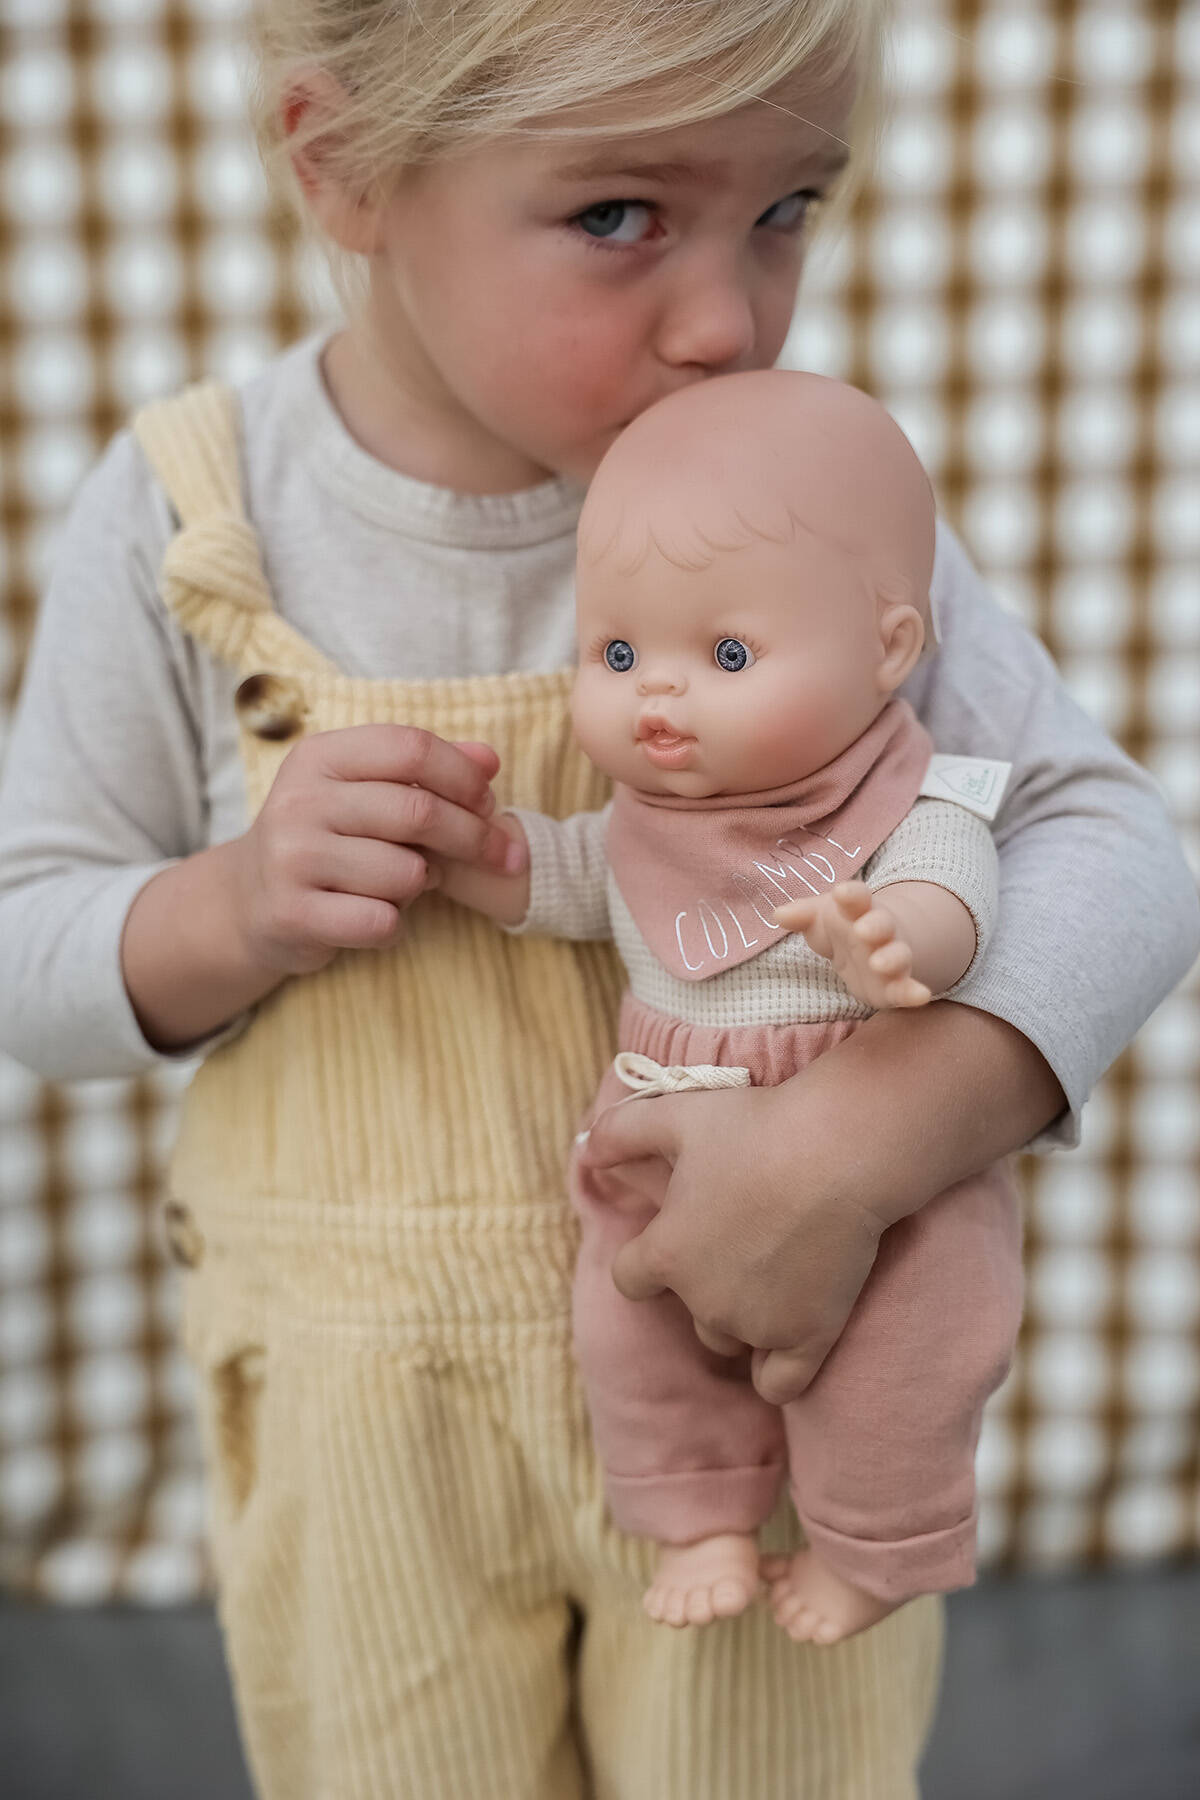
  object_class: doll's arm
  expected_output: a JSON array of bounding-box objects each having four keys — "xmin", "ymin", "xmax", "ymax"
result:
[
  {"xmin": 775, "ymin": 879, "xmax": 976, "ymax": 1009},
  {"xmin": 436, "ymin": 812, "xmax": 531, "ymax": 925},
  {"xmin": 438, "ymin": 805, "xmax": 614, "ymax": 940},
  {"xmin": 775, "ymin": 799, "xmax": 997, "ymax": 1009}
]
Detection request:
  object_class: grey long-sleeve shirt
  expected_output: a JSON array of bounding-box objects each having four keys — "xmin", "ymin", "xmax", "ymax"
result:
[{"xmin": 1, "ymin": 328, "xmax": 1197, "ymax": 1150}]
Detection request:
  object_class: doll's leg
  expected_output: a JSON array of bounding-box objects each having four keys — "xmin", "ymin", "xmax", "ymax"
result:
[
  {"xmin": 770, "ymin": 1160, "xmax": 1023, "ymax": 1645},
  {"xmin": 570, "ymin": 1127, "xmax": 785, "ymax": 1622}
]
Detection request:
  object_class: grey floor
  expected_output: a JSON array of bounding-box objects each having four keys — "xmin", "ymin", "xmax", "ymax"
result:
[{"xmin": 2, "ymin": 1567, "xmax": 1199, "ymax": 1798}]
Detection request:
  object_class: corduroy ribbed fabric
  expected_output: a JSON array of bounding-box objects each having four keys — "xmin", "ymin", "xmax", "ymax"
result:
[{"xmin": 131, "ymin": 380, "xmax": 944, "ymax": 1800}]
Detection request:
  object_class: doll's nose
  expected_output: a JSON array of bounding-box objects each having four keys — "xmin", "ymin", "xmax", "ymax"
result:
[{"xmin": 636, "ymin": 667, "xmax": 687, "ymax": 696}]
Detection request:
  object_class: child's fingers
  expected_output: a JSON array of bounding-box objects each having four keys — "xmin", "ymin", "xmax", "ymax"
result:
[
  {"xmin": 695, "ymin": 1319, "xmax": 745, "ymax": 1356},
  {"xmin": 580, "ymin": 1093, "xmax": 683, "ymax": 1175},
  {"xmin": 451, "ymin": 739, "xmax": 501, "ymax": 780},
  {"xmin": 327, "ymin": 780, "xmax": 519, "ymax": 872},
  {"xmin": 610, "ymin": 1216, "xmax": 674, "ymax": 1303},
  {"xmin": 299, "ymin": 887, "xmax": 405, "ymax": 951},
  {"xmin": 311, "ymin": 723, "xmax": 499, "ymax": 816}
]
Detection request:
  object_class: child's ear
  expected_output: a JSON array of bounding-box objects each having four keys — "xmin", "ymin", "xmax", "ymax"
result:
[
  {"xmin": 873, "ymin": 576, "xmax": 926, "ymax": 694},
  {"xmin": 281, "ymin": 69, "xmax": 384, "ymax": 255}
]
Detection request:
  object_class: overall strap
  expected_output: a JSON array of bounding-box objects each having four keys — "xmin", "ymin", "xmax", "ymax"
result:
[{"xmin": 132, "ymin": 380, "xmax": 337, "ymax": 678}]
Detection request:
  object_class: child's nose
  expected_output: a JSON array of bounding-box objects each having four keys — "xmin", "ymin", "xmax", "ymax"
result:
[{"xmin": 656, "ymin": 249, "xmax": 757, "ymax": 371}]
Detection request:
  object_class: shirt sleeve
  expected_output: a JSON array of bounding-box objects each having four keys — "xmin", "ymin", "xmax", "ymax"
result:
[
  {"xmin": 503, "ymin": 805, "xmax": 613, "ymax": 940},
  {"xmin": 862, "ymin": 797, "xmax": 999, "ymax": 988},
  {"xmin": 0, "ymin": 428, "xmax": 250, "ymax": 1081},
  {"xmin": 904, "ymin": 519, "xmax": 1200, "ymax": 1150}
]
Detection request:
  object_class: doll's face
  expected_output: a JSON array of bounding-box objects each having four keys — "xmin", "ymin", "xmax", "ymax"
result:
[{"xmin": 572, "ymin": 525, "xmax": 906, "ymax": 799}]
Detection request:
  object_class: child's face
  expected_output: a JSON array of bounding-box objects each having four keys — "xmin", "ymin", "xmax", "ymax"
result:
[
  {"xmin": 571, "ymin": 528, "xmax": 892, "ymax": 799},
  {"xmin": 365, "ymin": 65, "xmax": 856, "ymax": 487}
]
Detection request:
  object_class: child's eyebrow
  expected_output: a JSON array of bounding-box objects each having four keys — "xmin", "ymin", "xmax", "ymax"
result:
[{"xmin": 551, "ymin": 145, "xmax": 850, "ymax": 186}]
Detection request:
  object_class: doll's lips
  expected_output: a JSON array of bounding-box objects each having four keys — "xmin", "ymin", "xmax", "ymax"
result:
[{"xmin": 637, "ymin": 716, "xmax": 696, "ymax": 767}]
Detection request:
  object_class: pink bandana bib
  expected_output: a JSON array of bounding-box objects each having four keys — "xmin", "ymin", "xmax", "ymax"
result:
[{"xmin": 606, "ymin": 699, "xmax": 933, "ymax": 982}]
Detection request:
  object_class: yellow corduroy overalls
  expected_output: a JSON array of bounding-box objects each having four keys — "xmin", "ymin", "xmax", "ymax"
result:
[{"xmin": 133, "ymin": 381, "xmax": 943, "ymax": 1800}]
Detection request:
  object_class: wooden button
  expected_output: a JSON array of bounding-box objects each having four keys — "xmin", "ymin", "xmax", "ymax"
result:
[
  {"xmin": 163, "ymin": 1200, "xmax": 205, "ymax": 1270},
  {"xmin": 234, "ymin": 672, "xmax": 308, "ymax": 741}
]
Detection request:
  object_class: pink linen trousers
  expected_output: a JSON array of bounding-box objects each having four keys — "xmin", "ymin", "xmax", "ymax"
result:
[{"xmin": 571, "ymin": 993, "xmax": 1024, "ymax": 1605}]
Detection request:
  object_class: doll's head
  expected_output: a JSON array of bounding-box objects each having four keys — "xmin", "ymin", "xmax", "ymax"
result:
[{"xmin": 571, "ymin": 370, "xmax": 936, "ymax": 798}]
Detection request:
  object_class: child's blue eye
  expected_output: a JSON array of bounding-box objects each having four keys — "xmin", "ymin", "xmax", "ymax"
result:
[
  {"xmin": 575, "ymin": 201, "xmax": 654, "ymax": 246},
  {"xmin": 758, "ymin": 191, "xmax": 818, "ymax": 232},
  {"xmin": 605, "ymin": 640, "xmax": 637, "ymax": 672},
  {"xmin": 715, "ymin": 638, "xmax": 754, "ymax": 672}
]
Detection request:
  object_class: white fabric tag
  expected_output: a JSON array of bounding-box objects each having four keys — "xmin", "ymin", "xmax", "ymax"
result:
[{"xmin": 919, "ymin": 754, "xmax": 1012, "ymax": 821}]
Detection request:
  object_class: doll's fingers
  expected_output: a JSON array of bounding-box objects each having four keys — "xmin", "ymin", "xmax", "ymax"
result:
[
  {"xmin": 888, "ymin": 976, "xmax": 932, "ymax": 1008},
  {"xmin": 867, "ymin": 940, "xmax": 911, "ymax": 978},
  {"xmin": 853, "ymin": 909, "xmax": 894, "ymax": 948},
  {"xmin": 773, "ymin": 899, "xmax": 818, "ymax": 932},
  {"xmin": 831, "ymin": 882, "xmax": 872, "ymax": 920}
]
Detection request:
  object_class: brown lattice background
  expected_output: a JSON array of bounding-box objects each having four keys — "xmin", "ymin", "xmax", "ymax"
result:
[{"xmin": 1, "ymin": 0, "xmax": 1197, "ymax": 1602}]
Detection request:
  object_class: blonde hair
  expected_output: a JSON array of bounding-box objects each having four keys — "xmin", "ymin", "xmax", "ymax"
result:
[{"xmin": 249, "ymin": 0, "xmax": 892, "ymax": 313}]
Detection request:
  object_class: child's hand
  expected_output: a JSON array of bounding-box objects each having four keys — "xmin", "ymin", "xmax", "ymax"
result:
[
  {"xmin": 579, "ymin": 1001, "xmax": 1065, "ymax": 1405},
  {"xmin": 774, "ymin": 883, "xmax": 931, "ymax": 1011},
  {"xmin": 578, "ymin": 1076, "xmax": 884, "ymax": 1403},
  {"xmin": 229, "ymin": 725, "xmax": 523, "ymax": 974}
]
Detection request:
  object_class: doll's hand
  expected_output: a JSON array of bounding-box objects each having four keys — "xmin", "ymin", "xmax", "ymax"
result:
[{"xmin": 773, "ymin": 883, "xmax": 931, "ymax": 1011}]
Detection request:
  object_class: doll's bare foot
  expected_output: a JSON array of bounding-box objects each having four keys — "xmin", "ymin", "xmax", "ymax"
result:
[
  {"xmin": 644, "ymin": 1532, "xmax": 761, "ymax": 1627},
  {"xmin": 761, "ymin": 1548, "xmax": 901, "ymax": 1646},
  {"xmin": 773, "ymin": 882, "xmax": 931, "ymax": 1011}
]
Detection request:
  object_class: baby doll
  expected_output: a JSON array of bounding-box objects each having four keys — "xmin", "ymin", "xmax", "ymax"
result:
[{"xmin": 441, "ymin": 370, "xmax": 1023, "ymax": 1647}]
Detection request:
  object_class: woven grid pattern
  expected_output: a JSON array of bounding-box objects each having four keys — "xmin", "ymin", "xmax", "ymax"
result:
[{"xmin": 1, "ymin": 0, "xmax": 1197, "ymax": 1601}]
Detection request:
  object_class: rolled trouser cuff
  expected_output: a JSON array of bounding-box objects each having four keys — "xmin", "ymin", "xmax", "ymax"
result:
[
  {"xmin": 607, "ymin": 1460, "xmax": 786, "ymax": 1544},
  {"xmin": 795, "ymin": 1504, "xmax": 978, "ymax": 1604}
]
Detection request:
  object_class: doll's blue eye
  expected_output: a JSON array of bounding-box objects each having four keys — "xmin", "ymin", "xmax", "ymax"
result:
[
  {"xmin": 605, "ymin": 640, "xmax": 637, "ymax": 672},
  {"xmin": 715, "ymin": 638, "xmax": 754, "ymax": 671}
]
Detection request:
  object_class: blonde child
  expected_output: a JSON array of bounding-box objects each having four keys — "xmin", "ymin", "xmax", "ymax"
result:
[{"xmin": 0, "ymin": 3, "xmax": 1196, "ymax": 1797}]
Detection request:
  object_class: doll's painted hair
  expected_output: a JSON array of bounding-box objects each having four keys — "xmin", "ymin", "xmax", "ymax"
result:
[
  {"xmin": 249, "ymin": 0, "xmax": 892, "ymax": 311},
  {"xmin": 575, "ymin": 370, "xmax": 937, "ymax": 637}
]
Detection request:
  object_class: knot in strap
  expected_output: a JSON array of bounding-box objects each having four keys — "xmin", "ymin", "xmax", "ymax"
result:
[
  {"xmin": 160, "ymin": 513, "xmax": 272, "ymax": 620},
  {"xmin": 612, "ymin": 1050, "xmax": 752, "ymax": 1099}
]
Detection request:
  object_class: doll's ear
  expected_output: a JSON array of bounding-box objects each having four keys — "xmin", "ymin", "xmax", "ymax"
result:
[
  {"xmin": 281, "ymin": 69, "xmax": 385, "ymax": 255},
  {"xmin": 874, "ymin": 574, "xmax": 926, "ymax": 694}
]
